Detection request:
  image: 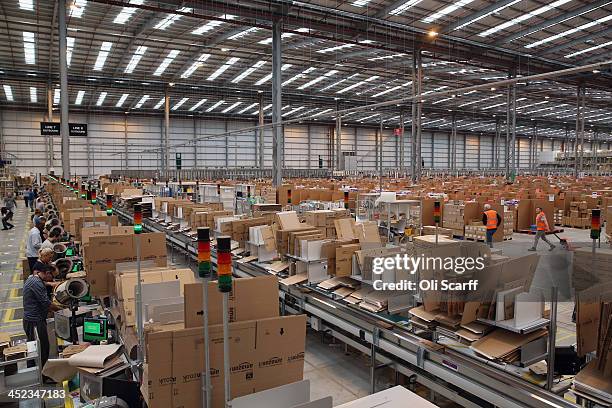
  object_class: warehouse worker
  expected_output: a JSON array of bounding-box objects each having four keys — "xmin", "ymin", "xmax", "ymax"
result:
[
  {"xmin": 528, "ymin": 207, "xmax": 555, "ymax": 252},
  {"xmin": 26, "ymin": 216, "xmax": 46, "ymax": 271},
  {"xmin": 40, "ymin": 227, "xmax": 61, "ymax": 251},
  {"xmin": 482, "ymin": 204, "xmax": 501, "ymax": 248},
  {"xmin": 23, "ymin": 263, "xmax": 60, "ymax": 371}
]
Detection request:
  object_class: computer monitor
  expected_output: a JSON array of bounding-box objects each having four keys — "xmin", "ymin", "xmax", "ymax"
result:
[
  {"xmin": 83, "ymin": 318, "xmax": 108, "ymax": 343},
  {"xmin": 65, "ymin": 248, "xmax": 74, "ymax": 257}
]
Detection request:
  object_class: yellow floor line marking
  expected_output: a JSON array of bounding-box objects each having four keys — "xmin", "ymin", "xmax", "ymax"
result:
[
  {"xmin": 9, "ymin": 288, "xmax": 19, "ymax": 299},
  {"xmin": 3, "ymin": 308, "xmax": 16, "ymax": 323},
  {"xmin": 12, "ymin": 273, "xmax": 21, "ymax": 283}
]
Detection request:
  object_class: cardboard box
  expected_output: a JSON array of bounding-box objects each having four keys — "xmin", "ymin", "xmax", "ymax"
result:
[
  {"xmin": 81, "ymin": 226, "xmax": 134, "ymax": 245},
  {"xmin": 335, "ymin": 244, "xmax": 360, "ymax": 277},
  {"xmin": 183, "ymin": 276, "xmax": 279, "ymax": 328}
]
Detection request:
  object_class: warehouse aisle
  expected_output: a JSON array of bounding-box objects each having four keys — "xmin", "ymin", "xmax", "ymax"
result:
[{"xmin": 0, "ymin": 204, "xmax": 28, "ymax": 336}]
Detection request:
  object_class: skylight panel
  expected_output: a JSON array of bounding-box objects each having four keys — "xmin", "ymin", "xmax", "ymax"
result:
[
  {"xmin": 19, "ymin": 0, "xmax": 34, "ymax": 11},
  {"xmin": 66, "ymin": 37, "xmax": 75, "ymax": 66},
  {"xmin": 431, "ymin": 96, "xmax": 455, "ymax": 105},
  {"xmin": 454, "ymin": 1, "xmax": 522, "ymax": 30},
  {"xmin": 283, "ymin": 106, "xmax": 306, "ymax": 116},
  {"xmin": 155, "ymin": 7, "xmax": 191, "ymax": 30},
  {"xmin": 228, "ymin": 27, "xmax": 260, "ymax": 40},
  {"xmin": 371, "ymin": 81, "xmax": 412, "ymax": 98},
  {"xmin": 238, "ymin": 103, "xmax": 258, "ymax": 114},
  {"xmin": 516, "ymin": 101, "xmax": 549, "ymax": 110},
  {"xmin": 368, "ymin": 53, "xmax": 405, "ymax": 61},
  {"xmin": 252, "ymin": 104, "xmax": 272, "ymax": 115},
  {"xmin": 207, "ymin": 57, "xmax": 240, "ymax": 81},
  {"xmin": 389, "ymin": 0, "xmax": 423, "ymax": 15},
  {"xmin": 319, "ymin": 73, "xmax": 359, "ymax": 92},
  {"xmin": 181, "ymin": 53, "xmax": 211, "ymax": 78},
  {"xmin": 3, "ymin": 85, "xmax": 14, "ymax": 102},
  {"xmin": 311, "ymin": 108, "xmax": 333, "ymax": 117},
  {"xmin": 93, "ymin": 41, "xmax": 112, "ymax": 71},
  {"xmin": 69, "ymin": 0, "xmax": 88, "ymax": 18},
  {"xmin": 358, "ymin": 113, "xmax": 380, "ymax": 122},
  {"xmin": 153, "ymin": 98, "xmax": 165, "ymax": 109},
  {"xmin": 124, "ymin": 45, "xmax": 147, "ymax": 74},
  {"xmin": 171, "ymin": 97, "xmax": 189, "ymax": 110},
  {"xmin": 189, "ymin": 98, "xmax": 208, "ymax": 111},
  {"xmin": 53, "ymin": 88, "xmax": 60, "ymax": 104},
  {"xmin": 23, "ymin": 32, "xmax": 36, "ymax": 65},
  {"xmin": 421, "ymin": 86, "xmax": 449, "ymax": 95},
  {"xmin": 192, "ymin": 14, "xmax": 236, "ymax": 35},
  {"xmin": 153, "ymin": 49, "xmax": 180, "ymax": 76},
  {"xmin": 481, "ymin": 102, "xmax": 506, "ymax": 110},
  {"xmin": 526, "ymin": 15, "xmax": 612, "ymax": 48},
  {"xmin": 255, "ymin": 64, "xmax": 292, "ymax": 85},
  {"xmin": 134, "ymin": 95, "xmax": 150, "ymax": 108},
  {"xmin": 479, "ymin": 0, "xmax": 572, "ymax": 37},
  {"xmin": 458, "ymin": 94, "xmax": 501, "ymax": 107},
  {"xmin": 336, "ymin": 75, "xmax": 379, "ymax": 94},
  {"xmin": 115, "ymin": 93, "xmax": 129, "ymax": 107},
  {"xmin": 232, "ymin": 61, "xmax": 266, "ymax": 83},
  {"xmin": 96, "ymin": 92, "xmax": 107, "ymax": 106},
  {"xmin": 422, "ymin": 0, "xmax": 476, "ymax": 23},
  {"xmin": 352, "ymin": 0, "xmax": 374, "ymax": 6},
  {"xmin": 75, "ymin": 90, "xmax": 85, "ymax": 105},
  {"xmin": 114, "ymin": 0, "xmax": 144, "ymax": 24},
  {"xmin": 297, "ymin": 70, "xmax": 338, "ymax": 90},
  {"xmin": 317, "ymin": 43, "xmax": 355, "ymax": 53},
  {"xmin": 29, "ymin": 87, "xmax": 37, "ymax": 103},
  {"xmin": 206, "ymin": 100, "xmax": 225, "ymax": 112},
  {"xmin": 282, "ymin": 67, "xmax": 316, "ymax": 87},
  {"xmin": 258, "ymin": 29, "xmax": 310, "ymax": 45},
  {"xmin": 222, "ymin": 101, "xmax": 242, "ymax": 113}
]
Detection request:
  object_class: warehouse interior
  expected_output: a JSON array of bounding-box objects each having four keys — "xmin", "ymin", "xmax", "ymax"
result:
[{"xmin": 0, "ymin": 0, "xmax": 611, "ymax": 407}]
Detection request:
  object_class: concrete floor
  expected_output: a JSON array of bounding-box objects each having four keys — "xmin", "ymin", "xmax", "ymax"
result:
[{"xmin": 0, "ymin": 207, "xmax": 593, "ymax": 406}]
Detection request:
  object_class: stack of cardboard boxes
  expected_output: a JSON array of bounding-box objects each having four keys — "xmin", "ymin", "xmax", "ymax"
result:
[
  {"xmin": 303, "ymin": 209, "xmax": 351, "ymax": 239},
  {"xmin": 565, "ymin": 201, "xmax": 590, "ymax": 228},
  {"xmin": 442, "ymin": 201, "xmax": 480, "ymax": 238}
]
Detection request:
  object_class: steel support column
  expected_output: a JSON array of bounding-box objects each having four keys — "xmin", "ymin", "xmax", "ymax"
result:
[
  {"xmin": 193, "ymin": 117, "xmax": 198, "ymax": 169},
  {"xmin": 532, "ymin": 123, "xmax": 538, "ymax": 172},
  {"xmin": 164, "ymin": 89, "xmax": 170, "ymax": 174},
  {"xmin": 307, "ymin": 123, "xmax": 311, "ymax": 170},
  {"xmin": 379, "ymin": 116, "xmax": 383, "ymax": 192},
  {"xmin": 58, "ymin": 0, "xmax": 70, "ymax": 177},
  {"xmin": 399, "ymin": 111, "xmax": 404, "ymax": 172},
  {"xmin": 579, "ymin": 86, "xmax": 586, "ymax": 175},
  {"xmin": 410, "ymin": 51, "xmax": 417, "ymax": 182},
  {"xmin": 574, "ymin": 85, "xmax": 581, "ymax": 178},
  {"xmin": 46, "ymin": 84, "xmax": 53, "ymax": 171},
  {"xmin": 494, "ymin": 118, "xmax": 501, "ymax": 169},
  {"xmin": 258, "ymin": 93, "xmax": 264, "ymax": 169},
  {"xmin": 416, "ymin": 50, "xmax": 423, "ymax": 182},
  {"xmin": 335, "ymin": 102, "xmax": 342, "ymax": 171},
  {"xmin": 124, "ymin": 114, "xmax": 129, "ymax": 170},
  {"xmin": 510, "ymin": 80, "xmax": 517, "ymax": 178},
  {"xmin": 271, "ymin": 21, "xmax": 283, "ymax": 186}
]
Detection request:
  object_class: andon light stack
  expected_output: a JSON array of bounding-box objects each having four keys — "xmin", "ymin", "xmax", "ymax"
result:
[
  {"xmin": 217, "ymin": 236, "xmax": 232, "ymax": 407},
  {"xmin": 198, "ymin": 227, "xmax": 213, "ymax": 408},
  {"xmin": 133, "ymin": 203, "xmax": 145, "ymax": 379}
]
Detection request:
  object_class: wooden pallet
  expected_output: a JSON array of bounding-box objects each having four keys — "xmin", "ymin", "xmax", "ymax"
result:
[{"xmin": 517, "ymin": 228, "xmax": 564, "ymax": 235}]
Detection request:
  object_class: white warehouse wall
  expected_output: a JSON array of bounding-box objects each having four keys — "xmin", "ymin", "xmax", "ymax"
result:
[{"xmin": 2, "ymin": 110, "xmax": 607, "ymax": 176}]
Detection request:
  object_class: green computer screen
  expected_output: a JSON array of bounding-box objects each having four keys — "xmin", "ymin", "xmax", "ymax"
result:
[
  {"xmin": 84, "ymin": 321, "xmax": 101, "ymax": 335},
  {"xmin": 83, "ymin": 318, "xmax": 107, "ymax": 342},
  {"xmin": 66, "ymin": 248, "xmax": 74, "ymax": 256}
]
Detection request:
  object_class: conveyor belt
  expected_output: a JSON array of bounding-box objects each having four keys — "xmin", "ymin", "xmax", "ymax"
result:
[{"xmin": 110, "ymin": 204, "xmax": 577, "ymax": 408}]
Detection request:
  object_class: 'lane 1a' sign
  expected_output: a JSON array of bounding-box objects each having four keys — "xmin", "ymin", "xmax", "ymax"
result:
[{"xmin": 40, "ymin": 122, "xmax": 88, "ymax": 136}]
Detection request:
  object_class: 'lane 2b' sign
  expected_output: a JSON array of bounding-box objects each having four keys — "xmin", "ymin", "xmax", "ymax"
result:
[{"xmin": 40, "ymin": 122, "xmax": 88, "ymax": 136}]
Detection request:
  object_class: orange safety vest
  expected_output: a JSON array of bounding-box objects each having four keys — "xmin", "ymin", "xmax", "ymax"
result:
[
  {"xmin": 536, "ymin": 212, "xmax": 547, "ymax": 231},
  {"xmin": 484, "ymin": 210, "xmax": 498, "ymax": 230}
]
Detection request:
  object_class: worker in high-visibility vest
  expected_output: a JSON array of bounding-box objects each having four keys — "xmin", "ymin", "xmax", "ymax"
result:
[
  {"xmin": 482, "ymin": 204, "xmax": 501, "ymax": 248},
  {"xmin": 528, "ymin": 207, "xmax": 556, "ymax": 251}
]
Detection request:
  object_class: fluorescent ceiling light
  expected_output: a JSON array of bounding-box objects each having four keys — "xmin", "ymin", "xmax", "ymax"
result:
[
  {"xmin": 458, "ymin": 93, "xmax": 501, "ymax": 107},
  {"xmin": 189, "ymin": 98, "xmax": 207, "ymax": 111},
  {"xmin": 29, "ymin": 86, "xmax": 37, "ymax": 103},
  {"xmin": 318, "ymin": 39, "xmax": 374, "ymax": 53},
  {"xmin": 516, "ymin": 101, "xmax": 549, "ymax": 110},
  {"xmin": 124, "ymin": 45, "xmax": 147, "ymax": 74},
  {"xmin": 114, "ymin": 0, "xmax": 144, "ymax": 24},
  {"xmin": 238, "ymin": 102, "xmax": 258, "ymax": 114},
  {"xmin": 252, "ymin": 104, "xmax": 272, "ymax": 115},
  {"xmin": 232, "ymin": 60, "xmax": 266, "ymax": 83},
  {"xmin": 19, "ymin": 0, "xmax": 34, "ymax": 11},
  {"xmin": 283, "ymin": 106, "xmax": 306, "ymax": 116},
  {"xmin": 69, "ymin": 0, "xmax": 88, "ymax": 18},
  {"xmin": 352, "ymin": 0, "xmax": 374, "ymax": 6},
  {"xmin": 479, "ymin": 0, "xmax": 572, "ymax": 37},
  {"xmin": 297, "ymin": 69, "xmax": 338, "ymax": 90},
  {"xmin": 222, "ymin": 101, "xmax": 242, "ymax": 113},
  {"xmin": 311, "ymin": 108, "xmax": 333, "ymax": 117},
  {"xmin": 455, "ymin": 0, "xmax": 521, "ymax": 30},
  {"xmin": 371, "ymin": 81, "xmax": 412, "ymax": 97},
  {"xmin": 155, "ymin": 6, "xmax": 191, "ymax": 30},
  {"xmin": 23, "ymin": 32, "xmax": 36, "ymax": 65},
  {"xmin": 389, "ymin": 0, "xmax": 423, "ymax": 15},
  {"xmin": 75, "ymin": 90, "xmax": 85, "ymax": 105},
  {"xmin": 319, "ymin": 73, "xmax": 359, "ymax": 91},
  {"xmin": 526, "ymin": 15, "xmax": 612, "ymax": 48},
  {"xmin": 115, "ymin": 93, "xmax": 129, "ymax": 107},
  {"xmin": 228, "ymin": 27, "xmax": 259, "ymax": 40},
  {"xmin": 181, "ymin": 53, "xmax": 210, "ymax": 78},
  {"xmin": 431, "ymin": 97, "xmax": 455, "ymax": 105},
  {"xmin": 134, "ymin": 95, "xmax": 150, "ymax": 108},
  {"xmin": 93, "ymin": 41, "xmax": 112, "ymax": 71},
  {"xmin": 207, "ymin": 57, "xmax": 240, "ymax": 81},
  {"xmin": 66, "ymin": 37, "xmax": 75, "ymax": 66},
  {"xmin": 153, "ymin": 49, "xmax": 180, "ymax": 76},
  {"xmin": 192, "ymin": 14, "xmax": 236, "ymax": 35},
  {"xmin": 53, "ymin": 88, "xmax": 60, "ymax": 104},
  {"xmin": 358, "ymin": 113, "xmax": 380, "ymax": 122},
  {"xmin": 336, "ymin": 75, "xmax": 379, "ymax": 94},
  {"xmin": 282, "ymin": 67, "xmax": 316, "ymax": 87},
  {"xmin": 367, "ymin": 53, "xmax": 405, "ymax": 61},
  {"xmin": 258, "ymin": 28, "xmax": 310, "ymax": 45},
  {"xmin": 172, "ymin": 97, "xmax": 189, "ymax": 110},
  {"xmin": 481, "ymin": 102, "xmax": 507, "ymax": 110},
  {"xmin": 421, "ymin": 85, "xmax": 449, "ymax": 95},
  {"xmin": 422, "ymin": 0, "xmax": 476, "ymax": 23},
  {"xmin": 96, "ymin": 91, "xmax": 107, "ymax": 106},
  {"xmin": 153, "ymin": 98, "xmax": 165, "ymax": 109},
  {"xmin": 206, "ymin": 100, "xmax": 225, "ymax": 112},
  {"xmin": 3, "ymin": 85, "xmax": 13, "ymax": 102},
  {"xmin": 255, "ymin": 64, "xmax": 292, "ymax": 85}
]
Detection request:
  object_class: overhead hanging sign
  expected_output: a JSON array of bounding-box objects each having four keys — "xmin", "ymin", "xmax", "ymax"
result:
[
  {"xmin": 40, "ymin": 122, "xmax": 60, "ymax": 136},
  {"xmin": 69, "ymin": 123, "xmax": 87, "ymax": 136},
  {"xmin": 40, "ymin": 122, "xmax": 88, "ymax": 136}
]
